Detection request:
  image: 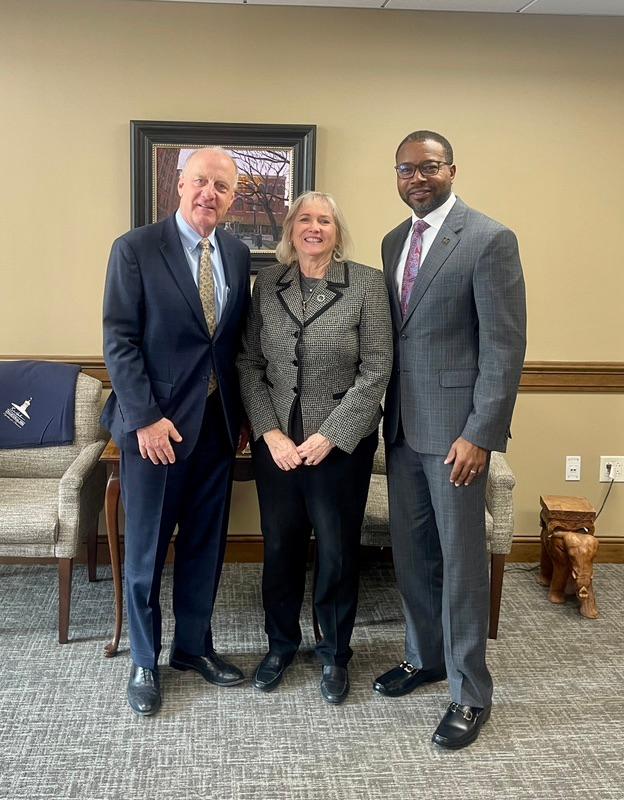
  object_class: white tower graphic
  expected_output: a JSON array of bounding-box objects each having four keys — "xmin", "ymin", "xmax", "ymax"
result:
[{"xmin": 11, "ymin": 398, "xmax": 32, "ymax": 419}]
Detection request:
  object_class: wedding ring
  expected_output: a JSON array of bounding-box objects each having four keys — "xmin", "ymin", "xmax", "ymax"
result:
[{"xmin": 470, "ymin": 469, "xmax": 478, "ymax": 474}]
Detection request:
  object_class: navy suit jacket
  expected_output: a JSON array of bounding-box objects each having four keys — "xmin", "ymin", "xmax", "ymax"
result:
[{"xmin": 101, "ymin": 214, "xmax": 250, "ymax": 459}]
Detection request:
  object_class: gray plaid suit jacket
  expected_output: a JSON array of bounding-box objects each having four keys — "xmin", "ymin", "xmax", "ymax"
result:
[
  {"xmin": 237, "ymin": 260, "xmax": 392, "ymax": 454},
  {"xmin": 382, "ymin": 197, "xmax": 526, "ymax": 455}
]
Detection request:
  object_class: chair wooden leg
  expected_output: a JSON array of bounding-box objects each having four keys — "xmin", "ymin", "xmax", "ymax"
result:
[
  {"xmin": 310, "ymin": 541, "xmax": 322, "ymax": 644},
  {"xmin": 58, "ymin": 558, "xmax": 73, "ymax": 644},
  {"xmin": 87, "ymin": 518, "xmax": 98, "ymax": 582},
  {"xmin": 488, "ymin": 552, "xmax": 506, "ymax": 640}
]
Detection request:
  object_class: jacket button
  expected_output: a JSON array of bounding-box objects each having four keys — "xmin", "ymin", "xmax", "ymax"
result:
[
  {"xmin": 292, "ymin": 359, "xmax": 298, "ymax": 366},
  {"xmin": 293, "ymin": 331, "xmax": 300, "ymax": 338},
  {"xmin": 400, "ymin": 334, "xmax": 408, "ymax": 340},
  {"xmin": 292, "ymin": 387, "xmax": 298, "ymax": 394}
]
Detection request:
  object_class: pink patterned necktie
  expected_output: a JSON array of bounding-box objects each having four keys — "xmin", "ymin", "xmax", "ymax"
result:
[{"xmin": 400, "ymin": 219, "xmax": 430, "ymax": 317}]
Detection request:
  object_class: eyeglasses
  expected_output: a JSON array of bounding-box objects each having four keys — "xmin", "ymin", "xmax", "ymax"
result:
[{"xmin": 394, "ymin": 161, "xmax": 451, "ymax": 179}]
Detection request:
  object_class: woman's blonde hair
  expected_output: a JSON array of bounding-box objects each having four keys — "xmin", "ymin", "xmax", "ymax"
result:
[{"xmin": 275, "ymin": 191, "xmax": 352, "ymax": 266}]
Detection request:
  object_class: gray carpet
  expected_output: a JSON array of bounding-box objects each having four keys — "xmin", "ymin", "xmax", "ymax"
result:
[{"xmin": 0, "ymin": 561, "xmax": 623, "ymax": 800}]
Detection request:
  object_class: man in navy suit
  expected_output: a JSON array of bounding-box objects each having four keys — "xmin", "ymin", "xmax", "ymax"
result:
[{"xmin": 102, "ymin": 148, "xmax": 251, "ymax": 716}]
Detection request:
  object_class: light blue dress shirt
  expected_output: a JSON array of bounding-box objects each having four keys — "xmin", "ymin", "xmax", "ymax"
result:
[{"xmin": 175, "ymin": 209, "xmax": 229, "ymax": 323}]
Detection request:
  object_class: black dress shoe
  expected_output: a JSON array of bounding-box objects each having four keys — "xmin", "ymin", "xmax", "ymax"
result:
[
  {"xmin": 127, "ymin": 663, "xmax": 161, "ymax": 716},
  {"xmin": 373, "ymin": 661, "xmax": 447, "ymax": 697},
  {"xmin": 252, "ymin": 652, "xmax": 293, "ymax": 692},
  {"xmin": 432, "ymin": 702, "xmax": 491, "ymax": 749},
  {"xmin": 320, "ymin": 665, "xmax": 349, "ymax": 705},
  {"xmin": 169, "ymin": 647, "xmax": 245, "ymax": 686}
]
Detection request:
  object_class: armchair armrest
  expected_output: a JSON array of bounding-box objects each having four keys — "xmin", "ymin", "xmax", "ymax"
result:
[
  {"xmin": 59, "ymin": 440, "xmax": 108, "ymax": 494},
  {"xmin": 486, "ymin": 452, "xmax": 516, "ymax": 555},
  {"xmin": 56, "ymin": 439, "xmax": 108, "ymax": 556}
]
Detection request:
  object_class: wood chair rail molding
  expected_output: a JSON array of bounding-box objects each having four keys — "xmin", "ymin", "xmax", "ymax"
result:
[
  {"xmin": 1, "ymin": 357, "xmax": 623, "ymax": 393},
  {"xmin": 519, "ymin": 362, "xmax": 624, "ymax": 393}
]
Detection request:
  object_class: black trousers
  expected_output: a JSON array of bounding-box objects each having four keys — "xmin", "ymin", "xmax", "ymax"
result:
[
  {"xmin": 120, "ymin": 393, "xmax": 234, "ymax": 669},
  {"xmin": 251, "ymin": 428, "xmax": 377, "ymax": 666}
]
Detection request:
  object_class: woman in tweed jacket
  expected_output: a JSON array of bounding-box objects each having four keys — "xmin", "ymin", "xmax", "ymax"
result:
[{"xmin": 236, "ymin": 191, "xmax": 392, "ymax": 704}]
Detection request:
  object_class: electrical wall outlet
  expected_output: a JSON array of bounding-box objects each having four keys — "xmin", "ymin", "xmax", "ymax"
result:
[
  {"xmin": 565, "ymin": 455, "xmax": 581, "ymax": 481},
  {"xmin": 599, "ymin": 456, "xmax": 624, "ymax": 482}
]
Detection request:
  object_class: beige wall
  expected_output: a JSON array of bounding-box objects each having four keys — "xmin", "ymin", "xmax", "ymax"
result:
[{"xmin": 1, "ymin": 0, "xmax": 622, "ymax": 538}]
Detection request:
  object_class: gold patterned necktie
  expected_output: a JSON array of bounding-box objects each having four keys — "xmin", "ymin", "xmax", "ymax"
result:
[
  {"xmin": 199, "ymin": 237, "xmax": 218, "ymax": 394},
  {"xmin": 199, "ymin": 237, "xmax": 217, "ymax": 335}
]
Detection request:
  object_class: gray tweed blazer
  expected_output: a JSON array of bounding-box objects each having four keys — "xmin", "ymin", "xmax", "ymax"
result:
[{"xmin": 236, "ymin": 259, "xmax": 392, "ymax": 454}]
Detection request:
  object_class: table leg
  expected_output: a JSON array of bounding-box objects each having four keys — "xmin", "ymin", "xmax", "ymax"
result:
[{"xmin": 103, "ymin": 463, "xmax": 123, "ymax": 657}]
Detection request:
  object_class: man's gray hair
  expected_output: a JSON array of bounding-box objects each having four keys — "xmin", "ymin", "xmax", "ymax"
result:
[
  {"xmin": 275, "ymin": 191, "xmax": 352, "ymax": 266},
  {"xmin": 181, "ymin": 147, "xmax": 239, "ymax": 186}
]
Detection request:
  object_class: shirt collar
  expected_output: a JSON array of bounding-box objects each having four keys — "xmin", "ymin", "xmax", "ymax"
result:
[
  {"xmin": 175, "ymin": 208, "xmax": 218, "ymax": 252},
  {"xmin": 411, "ymin": 192, "xmax": 456, "ymax": 231}
]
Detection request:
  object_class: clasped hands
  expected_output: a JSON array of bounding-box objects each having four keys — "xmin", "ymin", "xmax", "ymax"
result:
[{"xmin": 263, "ymin": 428, "xmax": 334, "ymax": 471}]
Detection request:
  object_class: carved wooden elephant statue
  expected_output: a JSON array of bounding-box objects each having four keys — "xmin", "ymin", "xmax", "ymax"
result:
[{"xmin": 538, "ymin": 529, "xmax": 599, "ymax": 619}]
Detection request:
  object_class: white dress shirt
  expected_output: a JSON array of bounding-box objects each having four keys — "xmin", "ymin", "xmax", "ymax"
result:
[{"xmin": 394, "ymin": 193, "xmax": 457, "ymax": 297}]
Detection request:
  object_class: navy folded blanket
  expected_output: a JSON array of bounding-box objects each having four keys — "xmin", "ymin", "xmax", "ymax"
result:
[{"xmin": 0, "ymin": 361, "xmax": 81, "ymax": 448}]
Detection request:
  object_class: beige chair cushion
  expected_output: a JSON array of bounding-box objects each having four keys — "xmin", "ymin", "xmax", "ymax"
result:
[
  {"xmin": 0, "ymin": 478, "xmax": 60, "ymax": 544},
  {"xmin": 361, "ymin": 473, "xmax": 390, "ymax": 545},
  {"xmin": 485, "ymin": 508, "xmax": 494, "ymax": 548},
  {"xmin": 372, "ymin": 441, "xmax": 386, "ymax": 474}
]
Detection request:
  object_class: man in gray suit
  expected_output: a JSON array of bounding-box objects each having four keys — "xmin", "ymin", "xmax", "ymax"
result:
[{"xmin": 374, "ymin": 130, "xmax": 526, "ymax": 749}]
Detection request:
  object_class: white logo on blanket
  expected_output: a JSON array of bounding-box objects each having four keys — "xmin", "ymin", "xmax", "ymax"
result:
[{"xmin": 3, "ymin": 397, "xmax": 32, "ymax": 428}]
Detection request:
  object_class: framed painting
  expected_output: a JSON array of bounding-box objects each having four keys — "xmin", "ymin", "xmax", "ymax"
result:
[{"xmin": 131, "ymin": 120, "xmax": 316, "ymax": 271}]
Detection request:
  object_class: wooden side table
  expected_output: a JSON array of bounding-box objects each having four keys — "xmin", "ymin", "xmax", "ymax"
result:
[
  {"xmin": 539, "ymin": 494, "xmax": 596, "ymax": 537},
  {"xmin": 99, "ymin": 441, "xmax": 254, "ymax": 656},
  {"xmin": 538, "ymin": 494, "xmax": 599, "ymax": 618}
]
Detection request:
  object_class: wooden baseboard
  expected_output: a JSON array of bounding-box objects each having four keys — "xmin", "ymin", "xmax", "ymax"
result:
[
  {"xmin": 92, "ymin": 534, "xmax": 267, "ymax": 564},
  {"xmin": 3, "ymin": 536, "xmax": 620, "ymax": 569},
  {"xmin": 0, "ymin": 540, "xmax": 265, "ymax": 567},
  {"xmin": 227, "ymin": 538, "xmax": 624, "ymax": 564},
  {"xmin": 509, "ymin": 536, "xmax": 624, "ymax": 563}
]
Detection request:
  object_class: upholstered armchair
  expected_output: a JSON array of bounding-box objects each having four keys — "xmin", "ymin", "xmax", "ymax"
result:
[
  {"xmin": 0, "ymin": 373, "xmax": 108, "ymax": 643},
  {"xmin": 361, "ymin": 443, "xmax": 516, "ymax": 639}
]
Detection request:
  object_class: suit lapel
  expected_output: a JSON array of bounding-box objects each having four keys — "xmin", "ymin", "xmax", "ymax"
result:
[
  {"xmin": 213, "ymin": 228, "xmax": 240, "ymax": 339},
  {"xmin": 385, "ymin": 220, "xmax": 411, "ymax": 328},
  {"xmin": 276, "ymin": 264, "xmax": 304, "ymax": 327},
  {"xmin": 276, "ymin": 261, "xmax": 348, "ymax": 328},
  {"xmin": 159, "ymin": 215, "xmax": 208, "ymax": 335},
  {"xmin": 401, "ymin": 199, "xmax": 466, "ymax": 328}
]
